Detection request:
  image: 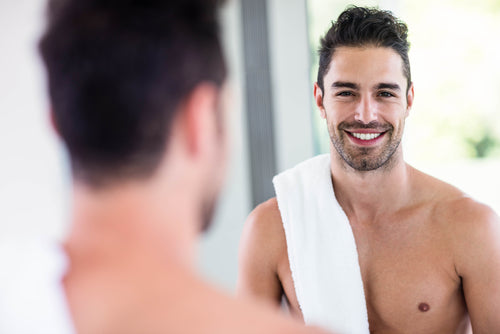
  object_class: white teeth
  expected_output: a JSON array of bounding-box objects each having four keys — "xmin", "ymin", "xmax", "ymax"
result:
[{"xmin": 351, "ymin": 132, "xmax": 382, "ymax": 140}]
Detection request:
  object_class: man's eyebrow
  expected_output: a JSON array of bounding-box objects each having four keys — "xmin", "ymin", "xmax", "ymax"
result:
[
  {"xmin": 375, "ymin": 83, "xmax": 401, "ymax": 91},
  {"xmin": 331, "ymin": 81, "xmax": 359, "ymax": 90}
]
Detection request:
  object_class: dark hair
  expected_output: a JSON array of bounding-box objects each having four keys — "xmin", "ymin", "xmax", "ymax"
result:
[
  {"xmin": 317, "ymin": 6, "xmax": 411, "ymax": 93},
  {"xmin": 39, "ymin": 0, "xmax": 227, "ymax": 186}
]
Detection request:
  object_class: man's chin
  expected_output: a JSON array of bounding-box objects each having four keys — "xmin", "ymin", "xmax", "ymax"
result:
[
  {"xmin": 348, "ymin": 160, "xmax": 384, "ymax": 172},
  {"xmin": 344, "ymin": 147, "xmax": 400, "ymax": 172}
]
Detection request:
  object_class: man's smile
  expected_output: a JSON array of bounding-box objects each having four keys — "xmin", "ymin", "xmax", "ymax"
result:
[{"xmin": 344, "ymin": 130, "xmax": 387, "ymax": 146}]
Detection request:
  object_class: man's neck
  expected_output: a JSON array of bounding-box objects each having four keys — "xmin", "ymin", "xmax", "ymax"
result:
[
  {"xmin": 64, "ymin": 180, "xmax": 199, "ymax": 270},
  {"xmin": 330, "ymin": 148, "xmax": 413, "ymax": 224}
]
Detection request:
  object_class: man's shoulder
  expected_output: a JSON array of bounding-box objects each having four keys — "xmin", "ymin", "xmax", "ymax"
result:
[
  {"xmin": 412, "ymin": 167, "xmax": 499, "ymax": 234},
  {"xmin": 242, "ymin": 197, "xmax": 286, "ymax": 249},
  {"xmin": 420, "ymin": 172, "xmax": 498, "ymax": 226},
  {"xmin": 439, "ymin": 195, "xmax": 497, "ymax": 222},
  {"xmin": 417, "ymin": 170, "xmax": 500, "ymax": 255},
  {"xmin": 442, "ymin": 196, "xmax": 499, "ymax": 241},
  {"xmin": 119, "ymin": 266, "xmax": 328, "ymax": 334},
  {"xmin": 238, "ymin": 198, "xmax": 288, "ymax": 276},
  {"xmin": 245, "ymin": 197, "xmax": 284, "ymax": 236},
  {"xmin": 427, "ymin": 186, "xmax": 500, "ymax": 283}
]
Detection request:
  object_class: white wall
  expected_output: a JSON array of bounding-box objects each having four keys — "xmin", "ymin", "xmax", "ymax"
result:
[
  {"xmin": 268, "ymin": 0, "xmax": 315, "ymax": 172},
  {"xmin": 0, "ymin": 0, "xmax": 71, "ymax": 240}
]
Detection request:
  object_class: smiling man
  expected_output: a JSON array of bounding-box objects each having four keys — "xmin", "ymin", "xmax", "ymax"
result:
[{"xmin": 237, "ymin": 6, "xmax": 500, "ymax": 334}]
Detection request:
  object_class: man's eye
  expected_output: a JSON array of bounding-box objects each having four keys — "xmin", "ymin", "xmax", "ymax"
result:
[
  {"xmin": 337, "ymin": 91, "xmax": 354, "ymax": 97},
  {"xmin": 379, "ymin": 91, "xmax": 394, "ymax": 97}
]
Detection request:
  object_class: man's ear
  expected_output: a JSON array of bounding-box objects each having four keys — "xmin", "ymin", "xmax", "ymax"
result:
[
  {"xmin": 182, "ymin": 83, "xmax": 219, "ymax": 157},
  {"xmin": 405, "ymin": 82, "xmax": 415, "ymax": 117},
  {"xmin": 314, "ymin": 82, "xmax": 326, "ymax": 119}
]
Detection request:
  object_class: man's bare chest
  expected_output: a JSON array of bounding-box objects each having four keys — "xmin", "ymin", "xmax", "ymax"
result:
[
  {"xmin": 278, "ymin": 215, "xmax": 469, "ymax": 333},
  {"xmin": 352, "ymin": 216, "xmax": 468, "ymax": 333}
]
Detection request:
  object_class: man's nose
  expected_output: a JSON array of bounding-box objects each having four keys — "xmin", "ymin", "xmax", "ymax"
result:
[{"xmin": 354, "ymin": 96, "xmax": 378, "ymax": 124}]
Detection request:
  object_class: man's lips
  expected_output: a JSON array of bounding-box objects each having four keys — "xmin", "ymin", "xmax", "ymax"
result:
[{"xmin": 344, "ymin": 130, "xmax": 387, "ymax": 144}]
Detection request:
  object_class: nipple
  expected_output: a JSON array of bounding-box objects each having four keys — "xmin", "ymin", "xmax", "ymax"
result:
[{"xmin": 418, "ymin": 303, "xmax": 430, "ymax": 312}]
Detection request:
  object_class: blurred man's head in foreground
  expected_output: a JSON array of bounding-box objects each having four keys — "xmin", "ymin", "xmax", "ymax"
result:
[{"xmin": 39, "ymin": 0, "xmax": 228, "ymax": 231}]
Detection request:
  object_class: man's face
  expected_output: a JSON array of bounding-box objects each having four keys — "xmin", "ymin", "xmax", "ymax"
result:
[{"xmin": 315, "ymin": 46, "xmax": 413, "ymax": 172}]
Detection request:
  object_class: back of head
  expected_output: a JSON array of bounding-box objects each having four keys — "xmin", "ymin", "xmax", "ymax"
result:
[
  {"xmin": 317, "ymin": 6, "xmax": 411, "ymax": 93},
  {"xmin": 39, "ymin": 0, "xmax": 227, "ymax": 187}
]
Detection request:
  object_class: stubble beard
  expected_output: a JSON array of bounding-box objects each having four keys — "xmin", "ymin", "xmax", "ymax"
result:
[
  {"xmin": 329, "ymin": 121, "xmax": 402, "ymax": 172},
  {"xmin": 200, "ymin": 198, "xmax": 217, "ymax": 233},
  {"xmin": 200, "ymin": 99, "xmax": 226, "ymax": 233}
]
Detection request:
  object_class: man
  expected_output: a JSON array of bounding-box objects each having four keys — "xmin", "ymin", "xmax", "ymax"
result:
[
  {"xmin": 237, "ymin": 6, "xmax": 500, "ymax": 334},
  {"xmin": 0, "ymin": 1, "xmax": 330, "ymax": 333}
]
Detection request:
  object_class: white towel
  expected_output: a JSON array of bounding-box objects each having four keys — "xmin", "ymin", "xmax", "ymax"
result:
[{"xmin": 273, "ymin": 154, "xmax": 369, "ymax": 334}]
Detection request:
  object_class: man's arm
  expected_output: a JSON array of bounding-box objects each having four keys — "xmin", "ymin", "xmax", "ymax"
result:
[
  {"xmin": 452, "ymin": 198, "xmax": 500, "ymax": 333},
  {"xmin": 236, "ymin": 198, "xmax": 285, "ymax": 307}
]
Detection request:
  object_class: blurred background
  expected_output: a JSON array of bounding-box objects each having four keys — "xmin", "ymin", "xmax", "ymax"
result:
[{"xmin": 0, "ymin": 0, "xmax": 498, "ymax": 291}]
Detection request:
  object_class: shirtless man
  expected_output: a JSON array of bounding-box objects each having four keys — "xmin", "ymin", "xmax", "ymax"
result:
[
  {"xmin": 0, "ymin": 1, "xmax": 329, "ymax": 333},
  {"xmin": 237, "ymin": 6, "xmax": 500, "ymax": 334}
]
